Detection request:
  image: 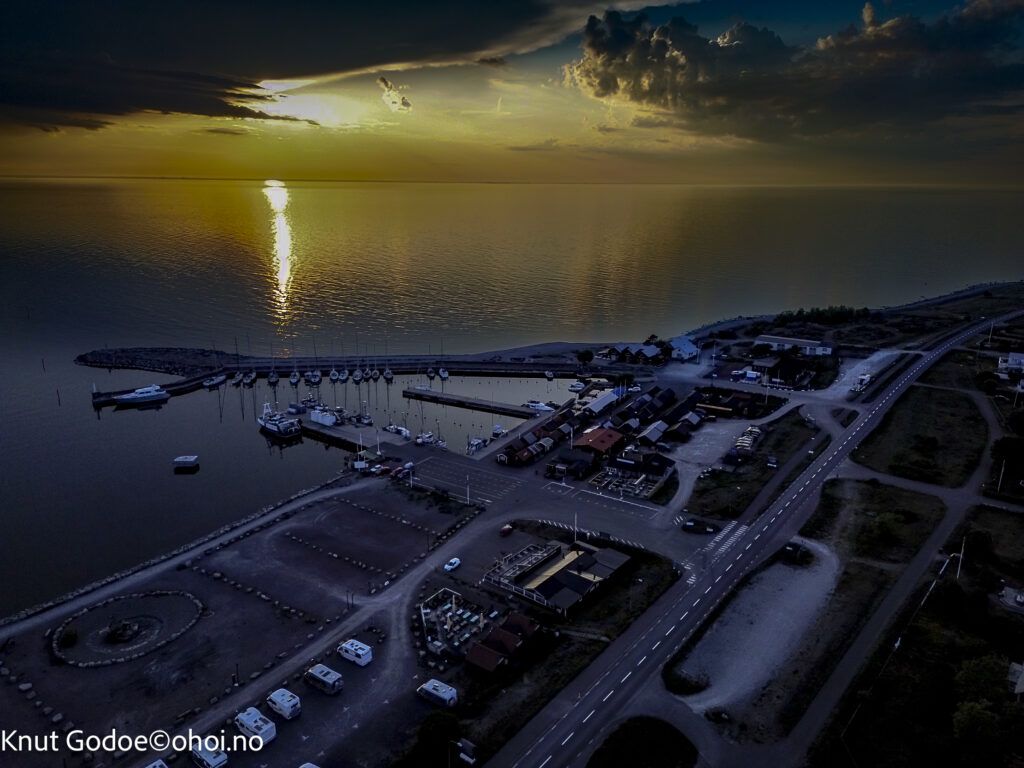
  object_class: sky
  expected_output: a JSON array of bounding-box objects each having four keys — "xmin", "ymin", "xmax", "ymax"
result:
[{"xmin": 1, "ymin": 0, "xmax": 1022, "ymax": 184}]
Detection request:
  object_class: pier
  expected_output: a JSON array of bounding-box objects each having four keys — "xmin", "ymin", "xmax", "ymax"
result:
[
  {"xmin": 402, "ymin": 388, "xmax": 543, "ymax": 418},
  {"xmin": 299, "ymin": 420, "xmax": 407, "ymax": 454}
]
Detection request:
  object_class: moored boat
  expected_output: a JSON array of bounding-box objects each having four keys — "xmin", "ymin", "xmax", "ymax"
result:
[
  {"xmin": 438, "ymin": 367, "xmax": 449, "ymax": 381},
  {"xmin": 544, "ymin": 370, "xmax": 555, "ymax": 381},
  {"xmin": 242, "ymin": 371, "xmax": 257, "ymax": 387},
  {"xmin": 289, "ymin": 370, "xmax": 300, "ymax": 386},
  {"xmin": 330, "ymin": 368, "xmax": 340, "ymax": 383},
  {"xmin": 426, "ymin": 367, "xmax": 436, "ymax": 380},
  {"xmin": 114, "ymin": 385, "xmax": 169, "ymax": 404},
  {"xmin": 415, "ymin": 431, "xmax": 435, "ymax": 445},
  {"xmin": 230, "ymin": 372, "xmax": 244, "ymax": 386},
  {"xmin": 203, "ymin": 374, "xmax": 226, "ymax": 389},
  {"xmin": 523, "ymin": 399, "xmax": 554, "ymax": 411},
  {"xmin": 309, "ymin": 370, "xmax": 322, "ymax": 386},
  {"xmin": 258, "ymin": 402, "xmax": 302, "ymax": 437},
  {"xmin": 352, "ymin": 369, "xmax": 363, "ymax": 384},
  {"xmin": 267, "ymin": 370, "xmax": 279, "ymax": 386},
  {"xmin": 383, "ymin": 367, "xmax": 394, "ymax": 383},
  {"xmin": 173, "ymin": 455, "xmax": 199, "ymax": 468}
]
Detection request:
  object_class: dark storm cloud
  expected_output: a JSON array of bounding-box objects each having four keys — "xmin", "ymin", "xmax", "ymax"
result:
[
  {"xmin": 508, "ymin": 138, "xmax": 560, "ymax": 150},
  {"xmin": 201, "ymin": 127, "xmax": 250, "ymax": 135},
  {"xmin": 0, "ymin": 0, "xmax": 651, "ymax": 131},
  {"xmin": 477, "ymin": 57, "xmax": 509, "ymax": 67},
  {"xmin": 567, "ymin": 1, "xmax": 1024, "ymax": 140}
]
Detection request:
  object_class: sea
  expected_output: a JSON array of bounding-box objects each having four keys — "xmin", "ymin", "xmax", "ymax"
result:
[{"xmin": 1, "ymin": 179, "xmax": 1020, "ymax": 618}]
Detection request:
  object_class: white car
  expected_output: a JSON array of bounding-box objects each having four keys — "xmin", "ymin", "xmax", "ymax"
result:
[
  {"xmin": 627, "ymin": 384, "xmax": 642, "ymax": 393},
  {"xmin": 444, "ymin": 557, "xmax": 461, "ymax": 572}
]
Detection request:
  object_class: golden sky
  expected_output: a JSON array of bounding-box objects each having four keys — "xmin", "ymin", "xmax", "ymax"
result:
[{"xmin": 1, "ymin": 1, "xmax": 1022, "ymax": 184}]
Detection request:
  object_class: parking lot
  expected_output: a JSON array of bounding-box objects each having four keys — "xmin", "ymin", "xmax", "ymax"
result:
[{"xmin": 409, "ymin": 454, "xmax": 524, "ymax": 504}]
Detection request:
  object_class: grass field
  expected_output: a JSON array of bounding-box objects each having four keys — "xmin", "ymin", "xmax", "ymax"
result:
[
  {"xmin": 853, "ymin": 385, "xmax": 987, "ymax": 487},
  {"xmin": 588, "ymin": 717, "xmax": 698, "ymax": 768},
  {"xmin": 688, "ymin": 408, "xmax": 820, "ymax": 519},
  {"xmin": 809, "ymin": 505, "xmax": 1024, "ymax": 768},
  {"xmin": 801, "ymin": 478, "xmax": 946, "ymax": 563},
  {"xmin": 918, "ymin": 349, "xmax": 997, "ymax": 390}
]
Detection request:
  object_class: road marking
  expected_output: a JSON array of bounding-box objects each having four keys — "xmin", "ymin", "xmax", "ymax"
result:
[
  {"xmin": 562, "ymin": 732, "xmax": 574, "ymax": 746},
  {"xmin": 603, "ymin": 690, "xmax": 614, "ymax": 702},
  {"xmin": 621, "ymin": 672, "xmax": 632, "ymax": 683},
  {"xmin": 540, "ymin": 757, "xmax": 552, "ymax": 768},
  {"xmin": 666, "ymin": 626, "xmax": 675, "ymax": 636},
  {"xmin": 652, "ymin": 640, "xmax": 661, "ymax": 650},
  {"xmin": 638, "ymin": 656, "xmax": 647, "ymax": 665},
  {"xmin": 715, "ymin": 575, "xmax": 722, "ymax": 583},
  {"xmin": 726, "ymin": 563, "xmax": 734, "ymax": 572},
  {"xmin": 745, "ymin": 542, "xmax": 753, "ymax": 550},
  {"xmin": 693, "ymin": 599, "xmax": 701, "ymax": 607},
  {"xmin": 583, "ymin": 710, "xmax": 595, "ymax": 723},
  {"xmin": 681, "ymin": 611, "xmax": 689, "ymax": 619},
  {"xmin": 704, "ymin": 585, "xmax": 712, "ymax": 594},
  {"xmin": 754, "ymin": 533, "xmax": 761, "ymax": 540}
]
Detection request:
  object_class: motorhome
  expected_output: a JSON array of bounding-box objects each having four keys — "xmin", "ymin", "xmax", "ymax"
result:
[
  {"xmin": 304, "ymin": 663, "xmax": 344, "ymax": 694},
  {"xmin": 144, "ymin": 761, "xmax": 170, "ymax": 768},
  {"xmin": 337, "ymin": 638, "xmax": 373, "ymax": 666},
  {"xmin": 266, "ymin": 688, "xmax": 301, "ymax": 719},
  {"xmin": 233, "ymin": 707, "xmax": 276, "ymax": 746},
  {"xmin": 190, "ymin": 742, "xmax": 228, "ymax": 768},
  {"xmin": 417, "ymin": 679, "xmax": 458, "ymax": 707}
]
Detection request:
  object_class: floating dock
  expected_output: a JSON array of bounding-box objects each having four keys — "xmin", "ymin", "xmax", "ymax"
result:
[{"xmin": 402, "ymin": 388, "xmax": 542, "ymax": 419}]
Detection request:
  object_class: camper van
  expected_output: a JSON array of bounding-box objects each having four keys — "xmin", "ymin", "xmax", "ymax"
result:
[
  {"xmin": 190, "ymin": 742, "xmax": 228, "ymax": 768},
  {"xmin": 144, "ymin": 761, "xmax": 170, "ymax": 768},
  {"xmin": 337, "ymin": 638, "xmax": 373, "ymax": 666},
  {"xmin": 417, "ymin": 678, "xmax": 458, "ymax": 707},
  {"xmin": 266, "ymin": 688, "xmax": 301, "ymax": 719},
  {"xmin": 304, "ymin": 663, "xmax": 344, "ymax": 694},
  {"xmin": 233, "ymin": 707, "xmax": 276, "ymax": 746}
]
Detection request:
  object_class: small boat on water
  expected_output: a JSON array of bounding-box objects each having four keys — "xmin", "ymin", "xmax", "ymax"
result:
[
  {"xmin": 267, "ymin": 370, "xmax": 279, "ymax": 386},
  {"xmin": 568, "ymin": 381, "xmax": 585, "ymax": 392},
  {"xmin": 416, "ymin": 431, "xmax": 435, "ymax": 445},
  {"xmin": 438, "ymin": 368, "xmax": 449, "ymax": 381},
  {"xmin": 289, "ymin": 370, "xmax": 300, "ymax": 386},
  {"xmin": 371, "ymin": 367, "xmax": 380, "ymax": 381},
  {"xmin": 413, "ymin": 384, "xmax": 432, "ymax": 391},
  {"xmin": 203, "ymin": 374, "xmax": 226, "ymax": 389},
  {"xmin": 523, "ymin": 399, "xmax": 555, "ymax": 412},
  {"xmin": 544, "ymin": 370, "xmax": 555, "ymax": 381},
  {"xmin": 493, "ymin": 425, "xmax": 505, "ymax": 438},
  {"xmin": 173, "ymin": 455, "xmax": 199, "ymax": 468},
  {"xmin": 330, "ymin": 368, "xmax": 340, "ymax": 383},
  {"xmin": 362, "ymin": 365, "xmax": 372, "ymax": 380},
  {"xmin": 383, "ymin": 367, "xmax": 394, "ymax": 383},
  {"xmin": 426, "ymin": 367, "xmax": 436, "ymax": 380},
  {"xmin": 242, "ymin": 371, "xmax": 257, "ymax": 387},
  {"xmin": 352, "ymin": 369, "xmax": 363, "ymax": 384},
  {"xmin": 467, "ymin": 437, "xmax": 489, "ymax": 453},
  {"xmin": 339, "ymin": 368, "xmax": 349, "ymax": 383},
  {"xmin": 230, "ymin": 372, "xmax": 244, "ymax": 386},
  {"xmin": 114, "ymin": 385, "xmax": 169, "ymax": 404},
  {"xmin": 385, "ymin": 424, "xmax": 411, "ymax": 439},
  {"xmin": 309, "ymin": 370, "xmax": 322, "ymax": 386},
  {"xmin": 258, "ymin": 403, "xmax": 302, "ymax": 437}
]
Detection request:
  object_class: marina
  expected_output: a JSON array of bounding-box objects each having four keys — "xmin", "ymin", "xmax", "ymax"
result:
[{"xmin": 401, "ymin": 387, "xmax": 554, "ymax": 419}]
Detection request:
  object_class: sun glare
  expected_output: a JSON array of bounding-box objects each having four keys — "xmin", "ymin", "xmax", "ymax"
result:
[{"xmin": 262, "ymin": 181, "xmax": 292, "ymax": 323}]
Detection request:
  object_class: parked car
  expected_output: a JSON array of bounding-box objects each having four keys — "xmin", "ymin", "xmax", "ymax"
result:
[
  {"xmin": 682, "ymin": 519, "xmax": 720, "ymax": 535},
  {"xmin": 444, "ymin": 557, "xmax": 461, "ymax": 572}
]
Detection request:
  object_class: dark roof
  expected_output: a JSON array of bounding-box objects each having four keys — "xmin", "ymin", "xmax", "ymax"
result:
[
  {"xmin": 466, "ymin": 643, "xmax": 507, "ymax": 672},
  {"xmin": 484, "ymin": 627, "xmax": 523, "ymax": 655},
  {"xmin": 594, "ymin": 548, "xmax": 631, "ymax": 569},
  {"xmin": 503, "ymin": 612, "xmax": 539, "ymax": 638}
]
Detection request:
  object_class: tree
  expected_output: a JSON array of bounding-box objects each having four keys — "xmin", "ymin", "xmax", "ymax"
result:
[
  {"xmin": 955, "ymin": 655, "xmax": 1008, "ymax": 700},
  {"xmin": 576, "ymin": 349, "xmax": 594, "ymax": 366}
]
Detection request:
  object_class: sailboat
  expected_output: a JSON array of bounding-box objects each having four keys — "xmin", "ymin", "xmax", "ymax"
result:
[
  {"xmin": 371, "ymin": 360, "xmax": 380, "ymax": 381},
  {"xmin": 426, "ymin": 367, "xmax": 436, "ymax": 380},
  {"xmin": 438, "ymin": 367, "xmax": 449, "ymax": 381},
  {"xmin": 352, "ymin": 366, "xmax": 363, "ymax": 384},
  {"xmin": 267, "ymin": 342, "xmax": 279, "ymax": 386},
  {"xmin": 289, "ymin": 367, "xmax": 300, "ymax": 386},
  {"xmin": 383, "ymin": 364, "xmax": 394, "ymax": 383},
  {"xmin": 330, "ymin": 367, "xmax": 340, "ymax": 383}
]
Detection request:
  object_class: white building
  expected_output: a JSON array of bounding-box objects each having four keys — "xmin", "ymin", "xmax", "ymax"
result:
[
  {"xmin": 998, "ymin": 351, "xmax": 1024, "ymax": 373},
  {"xmin": 755, "ymin": 335, "xmax": 834, "ymax": 357},
  {"xmin": 668, "ymin": 335, "xmax": 699, "ymax": 361}
]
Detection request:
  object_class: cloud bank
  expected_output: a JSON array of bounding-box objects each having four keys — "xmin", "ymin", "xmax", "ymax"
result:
[{"xmin": 566, "ymin": 1, "xmax": 1024, "ymax": 140}]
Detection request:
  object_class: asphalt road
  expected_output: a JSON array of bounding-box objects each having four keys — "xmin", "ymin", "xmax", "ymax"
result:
[{"xmin": 489, "ymin": 311, "xmax": 1022, "ymax": 768}]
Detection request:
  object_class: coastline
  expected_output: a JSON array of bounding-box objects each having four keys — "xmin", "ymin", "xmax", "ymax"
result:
[{"xmin": 5, "ymin": 278, "xmax": 1017, "ymax": 627}]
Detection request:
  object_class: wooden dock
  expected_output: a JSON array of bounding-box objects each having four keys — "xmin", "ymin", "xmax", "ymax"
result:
[
  {"xmin": 300, "ymin": 420, "xmax": 408, "ymax": 453},
  {"xmin": 402, "ymin": 388, "xmax": 541, "ymax": 418}
]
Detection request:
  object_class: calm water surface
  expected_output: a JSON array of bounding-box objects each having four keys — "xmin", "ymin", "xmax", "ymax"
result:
[{"xmin": 0, "ymin": 180, "xmax": 1020, "ymax": 616}]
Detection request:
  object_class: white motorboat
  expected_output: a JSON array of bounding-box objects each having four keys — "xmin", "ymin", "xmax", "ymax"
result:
[
  {"xmin": 258, "ymin": 403, "xmax": 302, "ymax": 437},
  {"xmin": 267, "ymin": 370, "xmax": 279, "ymax": 386},
  {"xmin": 114, "ymin": 385, "xmax": 169, "ymax": 404},
  {"xmin": 415, "ymin": 431, "xmax": 435, "ymax": 445},
  {"xmin": 339, "ymin": 368, "xmax": 350, "ymax": 383},
  {"xmin": 492, "ymin": 425, "xmax": 505, "ymax": 438},
  {"xmin": 383, "ymin": 367, "xmax": 394, "ymax": 383},
  {"xmin": 426, "ymin": 367, "xmax": 436, "ymax": 380},
  {"xmin": 438, "ymin": 368, "xmax": 449, "ymax": 381},
  {"xmin": 523, "ymin": 400, "xmax": 554, "ymax": 411},
  {"xmin": 309, "ymin": 371, "xmax": 322, "ymax": 386},
  {"xmin": 568, "ymin": 381, "xmax": 585, "ymax": 392},
  {"xmin": 352, "ymin": 369, "xmax": 363, "ymax": 384},
  {"xmin": 467, "ymin": 437, "xmax": 489, "ymax": 453},
  {"xmin": 414, "ymin": 384, "xmax": 432, "ymax": 391},
  {"xmin": 203, "ymin": 374, "xmax": 226, "ymax": 389},
  {"xmin": 544, "ymin": 370, "xmax": 555, "ymax": 381},
  {"xmin": 230, "ymin": 372, "xmax": 244, "ymax": 386},
  {"xmin": 371, "ymin": 367, "xmax": 380, "ymax": 381},
  {"xmin": 242, "ymin": 371, "xmax": 257, "ymax": 387}
]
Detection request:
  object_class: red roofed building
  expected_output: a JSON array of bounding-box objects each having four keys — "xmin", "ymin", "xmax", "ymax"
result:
[{"xmin": 572, "ymin": 428, "xmax": 625, "ymax": 456}]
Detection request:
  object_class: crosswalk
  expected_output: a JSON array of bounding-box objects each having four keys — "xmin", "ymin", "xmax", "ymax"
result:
[
  {"xmin": 679, "ymin": 521, "xmax": 750, "ymax": 585},
  {"xmin": 536, "ymin": 519, "xmax": 646, "ymax": 550}
]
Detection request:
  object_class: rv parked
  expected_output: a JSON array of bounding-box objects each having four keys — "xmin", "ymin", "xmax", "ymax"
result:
[
  {"xmin": 266, "ymin": 688, "xmax": 301, "ymax": 720},
  {"xmin": 190, "ymin": 742, "xmax": 228, "ymax": 768},
  {"xmin": 233, "ymin": 707, "xmax": 276, "ymax": 746},
  {"xmin": 304, "ymin": 663, "xmax": 344, "ymax": 694},
  {"xmin": 337, "ymin": 638, "xmax": 373, "ymax": 666},
  {"xmin": 417, "ymin": 678, "xmax": 458, "ymax": 707}
]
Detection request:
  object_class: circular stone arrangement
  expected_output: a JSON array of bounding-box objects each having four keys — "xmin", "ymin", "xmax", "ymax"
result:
[{"xmin": 52, "ymin": 590, "xmax": 203, "ymax": 667}]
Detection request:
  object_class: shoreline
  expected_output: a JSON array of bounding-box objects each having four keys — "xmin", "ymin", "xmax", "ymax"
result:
[{"xmin": 6, "ymin": 279, "xmax": 1018, "ymax": 626}]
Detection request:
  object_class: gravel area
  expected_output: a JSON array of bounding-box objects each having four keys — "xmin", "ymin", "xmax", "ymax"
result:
[{"xmin": 676, "ymin": 538, "xmax": 839, "ymax": 712}]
